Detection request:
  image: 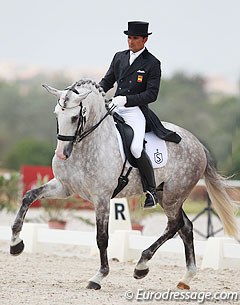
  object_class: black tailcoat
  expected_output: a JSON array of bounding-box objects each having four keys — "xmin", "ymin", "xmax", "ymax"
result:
[{"xmin": 100, "ymin": 49, "xmax": 181, "ymax": 143}]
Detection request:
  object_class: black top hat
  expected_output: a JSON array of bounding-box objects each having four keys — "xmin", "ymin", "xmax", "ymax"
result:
[{"xmin": 124, "ymin": 21, "xmax": 152, "ymax": 36}]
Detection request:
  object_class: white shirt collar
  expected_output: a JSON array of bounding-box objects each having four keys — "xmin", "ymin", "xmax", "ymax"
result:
[{"xmin": 130, "ymin": 47, "xmax": 145, "ymax": 58}]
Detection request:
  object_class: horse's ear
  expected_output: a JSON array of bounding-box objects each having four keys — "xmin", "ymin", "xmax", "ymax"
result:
[{"xmin": 42, "ymin": 84, "xmax": 63, "ymax": 98}]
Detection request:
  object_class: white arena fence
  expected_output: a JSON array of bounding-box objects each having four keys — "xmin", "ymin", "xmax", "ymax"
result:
[
  {"xmin": 1, "ymin": 223, "xmax": 240, "ymax": 270},
  {"xmin": 1, "ymin": 196, "xmax": 240, "ymax": 270}
]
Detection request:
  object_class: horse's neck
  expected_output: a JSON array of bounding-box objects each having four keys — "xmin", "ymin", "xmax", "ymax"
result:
[
  {"xmin": 87, "ymin": 110, "xmax": 116, "ymax": 144},
  {"xmin": 72, "ymin": 109, "xmax": 119, "ymax": 185},
  {"xmin": 81, "ymin": 95, "xmax": 118, "ymax": 151},
  {"xmin": 75, "ymin": 91, "xmax": 120, "ymax": 165}
]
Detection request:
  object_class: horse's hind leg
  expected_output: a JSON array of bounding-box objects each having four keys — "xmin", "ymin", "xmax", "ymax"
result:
[
  {"xmin": 177, "ymin": 210, "xmax": 196, "ymax": 290},
  {"xmin": 134, "ymin": 210, "xmax": 184, "ymax": 279},
  {"xmin": 10, "ymin": 178, "xmax": 71, "ymax": 256}
]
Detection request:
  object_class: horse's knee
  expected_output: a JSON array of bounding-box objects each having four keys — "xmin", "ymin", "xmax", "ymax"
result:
[{"xmin": 23, "ymin": 188, "xmax": 42, "ymax": 207}]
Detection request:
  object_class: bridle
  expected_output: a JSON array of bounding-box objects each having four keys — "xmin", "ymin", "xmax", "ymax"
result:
[{"xmin": 56, "ymin": 87, "xmax": 111, "ymax": 144}]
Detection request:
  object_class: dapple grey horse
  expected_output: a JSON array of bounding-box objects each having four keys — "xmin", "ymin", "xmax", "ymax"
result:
[{"xmin": 10, "ymin": 80, "xmax": 239, "ymax": 290}]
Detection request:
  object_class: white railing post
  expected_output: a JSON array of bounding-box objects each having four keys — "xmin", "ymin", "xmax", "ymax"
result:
[
  {"xmin": 21, "ymin": 223, "xmax": 48, "ymax": 253},
  {"xmin": 201, "ymin": 237, "xmax": 239, "ymax": 270}
]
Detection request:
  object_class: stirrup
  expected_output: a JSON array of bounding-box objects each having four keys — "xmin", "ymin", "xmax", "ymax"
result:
[{"xmin": 144, "ymin": 191, "xmax": 157, "ymax": 209}]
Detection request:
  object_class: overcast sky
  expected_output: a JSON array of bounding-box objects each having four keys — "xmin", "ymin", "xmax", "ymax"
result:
[{"xmin": 0, "ymin": 0, "xmax": 239, "ymax": 82}]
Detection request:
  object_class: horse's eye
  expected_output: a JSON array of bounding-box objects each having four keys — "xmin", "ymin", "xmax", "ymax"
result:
[{"xmin": 71, "ymin": 115, "xmax": 78, "ymax": 123}]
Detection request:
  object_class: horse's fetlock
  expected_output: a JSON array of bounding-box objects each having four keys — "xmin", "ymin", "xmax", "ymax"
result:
[
  {"xmin": 142, "ymin": 249, "xmax": 153, "ymax": 260},
  {"xmin": 12, "ymin": 221, "xmax": 22, "ymax": 233},
  {"xmin": 100, "ymin": 266, "xmax": 109, "ymax": 277},
  {"xmin": 11, "ymin": 224, "xmax": 19, "ymax": 232}
]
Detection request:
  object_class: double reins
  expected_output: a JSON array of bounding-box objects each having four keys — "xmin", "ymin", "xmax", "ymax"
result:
[
  {"xmin": 57, "ymin": 86, "xmax": 112, "ymax": 144},
  {"xmin": 57, "ymin": 100, "xmax": 86, "ymax": 143}
]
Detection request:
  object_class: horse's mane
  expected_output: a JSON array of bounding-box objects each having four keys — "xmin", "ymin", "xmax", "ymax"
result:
[{"xmin": 76, "ymin": 79, "xmax": 106, "ymax": 100}]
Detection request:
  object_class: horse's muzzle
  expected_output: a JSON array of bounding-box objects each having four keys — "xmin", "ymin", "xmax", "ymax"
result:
[
  {"xmin": 55, "ymin": 141, "xmax": 73, "ymax": 160},
  {"xmin": 63, "ymin": 142, "xmax": 74, "ymax": 159}
]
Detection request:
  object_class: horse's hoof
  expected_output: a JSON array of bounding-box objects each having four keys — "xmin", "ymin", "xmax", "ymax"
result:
[
  {"xmin": 133, "ymin": 267, "xmax": 149, "ymax": 279},
  {"xmin": 177, "ymin": 281, "xmax": 190, "ymax": 290},
  {"xmin": 10, "ymin": 240, "xmax": 25, "ymax": 256},
  {"xmin": 86, "ymin": 281, "xmax": 101, "ymax": 290}
]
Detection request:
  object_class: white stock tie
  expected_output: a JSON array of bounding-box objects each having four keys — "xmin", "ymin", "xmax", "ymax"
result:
[{"xmin": 129, "ymin": 52, "xmax": 136, "ymax": 65}]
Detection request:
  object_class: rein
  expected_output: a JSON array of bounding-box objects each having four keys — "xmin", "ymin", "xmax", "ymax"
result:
[
  {"xmin": 56, "ymin": 81, "xmax": 130, "ymax": 198},
  {"xmin": 57, "ymin": 101, "xmax": 87, "ymax": 143},
  {"xmin": 76, "ymin": 110, "xmax": 110, "ymax": 143},
  {"xmin": 57, "ymin": 89, "xmax": 112, "ymax": 144}
]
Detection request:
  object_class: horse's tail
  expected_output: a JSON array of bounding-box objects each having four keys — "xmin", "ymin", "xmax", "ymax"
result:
[{"xmin": 203, "ymin": 146, "xmax": 239, "ymax": 238}]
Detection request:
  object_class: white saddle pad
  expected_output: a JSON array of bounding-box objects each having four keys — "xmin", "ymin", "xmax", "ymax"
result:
[{"xmin": 116, "ymin": 129, "xmax": 168, "ymax": 168}]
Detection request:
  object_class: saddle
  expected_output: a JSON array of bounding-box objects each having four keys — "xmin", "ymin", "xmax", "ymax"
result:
[
  {"xmin": 113, "ymin": 112, "xmax": 137, "ymax": 168},
  {"xmin": 111, "ymin": 112, "xmax": 177, "ymax": 198},
  {"xmin": 111, "ymin": 113, "xmax": 136, "ymax": 198},
  {"xmin": 113, "ymin": 112, "xmax": 178, "ymax": 167}
]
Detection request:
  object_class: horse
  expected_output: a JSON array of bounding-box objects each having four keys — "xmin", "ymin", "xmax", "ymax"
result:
[{"xmin": 10, "ymin": 79, "xmax": 239, "ymax": 290}]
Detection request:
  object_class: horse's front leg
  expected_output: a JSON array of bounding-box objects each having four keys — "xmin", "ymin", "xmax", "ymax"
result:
[
  {"xmin": 10, "ymin": 178, "xmax": 71, "ymax": 256},
  {"xmin": 87, "ymin": 203, "xmax": 110, "ymax": 290}
]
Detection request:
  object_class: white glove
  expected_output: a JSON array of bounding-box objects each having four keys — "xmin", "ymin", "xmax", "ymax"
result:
[{"xmin": 109, "ymin": 96, "xmax": 127, "ymax": 110}]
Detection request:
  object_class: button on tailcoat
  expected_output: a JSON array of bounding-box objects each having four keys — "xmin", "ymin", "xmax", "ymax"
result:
[
  {"xmin": 100, "ymin": 48, "xmax": 181, "ymax": 143},
  {"xmin": 100, "ymin": 48, "xmax": 161, "ymax": 109}
]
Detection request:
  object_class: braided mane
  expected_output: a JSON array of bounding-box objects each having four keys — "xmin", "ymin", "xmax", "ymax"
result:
[{"xmin": 76, "ymin": 79, "xmax": 106, "ymax": 99}]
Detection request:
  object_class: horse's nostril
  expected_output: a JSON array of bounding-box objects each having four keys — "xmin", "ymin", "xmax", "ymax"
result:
[{"xmin": 63, "ymin": 143, "xmax": 73, "ymax": 159}]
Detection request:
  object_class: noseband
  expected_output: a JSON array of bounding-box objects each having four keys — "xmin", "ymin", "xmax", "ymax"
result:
[
  {"xmin": 57, "ymin": 100, "xmax": 87, "ymax": 143},
  {"xmin": 56, "ymin": 87, "xmax": 110, "ymax": 144}
]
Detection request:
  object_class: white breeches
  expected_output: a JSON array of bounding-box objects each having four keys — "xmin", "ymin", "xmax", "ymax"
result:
[{"xmin": 115, "ymin": 106, "xmax": 145, "ymax": 159}]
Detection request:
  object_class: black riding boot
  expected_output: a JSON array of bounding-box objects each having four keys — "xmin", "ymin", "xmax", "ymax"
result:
[{"xmin": 135, "ymin": 150, "xmax": 158, "ymax": 208}]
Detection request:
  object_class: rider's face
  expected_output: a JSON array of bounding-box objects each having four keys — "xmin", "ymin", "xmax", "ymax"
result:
[{"xmin": 128, "ymin": 36, "xmax": 148, "ymax": 53}]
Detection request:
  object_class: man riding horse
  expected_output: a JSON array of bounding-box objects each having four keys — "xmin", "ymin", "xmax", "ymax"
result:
[{"xmin": 100, "ymin": 21, "xmax": 180, "ymax": 208}]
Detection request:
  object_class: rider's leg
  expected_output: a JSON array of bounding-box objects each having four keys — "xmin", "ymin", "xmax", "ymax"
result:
[
  {"xmin": 135, "ymin": 150, "xmax": 158, "ymax": 208},
  {"xmin": 116, "ymin": 106, "xmax": 157, "ymax": 208},
  {"xmin": 115, "ymin": 106, "xmax": 145, "ymax": 158}
]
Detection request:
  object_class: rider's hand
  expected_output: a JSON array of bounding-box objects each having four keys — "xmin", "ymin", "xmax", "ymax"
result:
[{"xmin": 108, "ymin": 96, "xmax": 127, "ymax": 111}]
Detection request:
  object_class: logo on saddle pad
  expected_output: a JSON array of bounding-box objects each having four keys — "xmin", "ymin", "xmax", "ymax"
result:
[
  {"xmin": 154, "ymin": 149, "xmax": 163, "ymax": 164},
  {"xmin": 116, "ymin": 130, "xmax": 168, "ymax": 169}
]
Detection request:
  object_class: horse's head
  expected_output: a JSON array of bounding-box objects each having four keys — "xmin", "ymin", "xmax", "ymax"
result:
[{"xmin": 43, "ymin": 82, "xmax": 92, "ymax": 160}]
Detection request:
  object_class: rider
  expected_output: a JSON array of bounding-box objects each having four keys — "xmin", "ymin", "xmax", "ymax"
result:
[{"xmin": 99, "ymin": 21, "xmax": 180, "ymax": 208}]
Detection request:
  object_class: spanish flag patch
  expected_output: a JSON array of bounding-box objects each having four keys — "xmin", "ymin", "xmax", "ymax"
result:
[{"xmin": 137, "ymin": 75, "xmax": 143, "ymax": 83}]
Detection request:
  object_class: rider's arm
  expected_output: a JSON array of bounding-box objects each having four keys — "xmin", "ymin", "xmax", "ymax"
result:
[{"xmin": 99, "ymin": 54, "xmax": 117, "ymax": 93}]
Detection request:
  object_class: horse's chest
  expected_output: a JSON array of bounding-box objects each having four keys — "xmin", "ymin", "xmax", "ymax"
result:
[{"xmin": 53, "ymin": 157, "xmax": 103, "ymax": 188}]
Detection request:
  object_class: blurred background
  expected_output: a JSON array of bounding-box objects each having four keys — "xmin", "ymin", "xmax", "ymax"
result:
[
  {"xmin": 0, "ymin": 0, "xmax": 239, "ymax": 234},
  {"xmin": 0, "ymin": 0, "xmax": 239, "ymax": 176}
]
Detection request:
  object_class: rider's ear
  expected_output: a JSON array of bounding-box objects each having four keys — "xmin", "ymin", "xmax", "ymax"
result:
[{"xmin": 42, "ymin": 84, "xmax": 63, "ymax": 98}]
